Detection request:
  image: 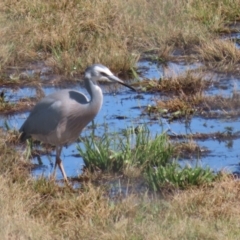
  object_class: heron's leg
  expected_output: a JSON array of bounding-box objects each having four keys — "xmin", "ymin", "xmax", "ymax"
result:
[
  {"xmin": 53, "ymin": 146, "xmax": 69, "ymax": 183},
  {"xmin": 52, "ymin": 147, "xmax": 60, "ymax": 179}
]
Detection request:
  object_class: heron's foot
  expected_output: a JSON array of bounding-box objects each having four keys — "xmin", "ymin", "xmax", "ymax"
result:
[
  {"xmin": 49, "ymin": 170, "xmax": 72, "ymax": 187},
  {"xmin": 64, "ymin": 178, "xmax": 73, "ymax": 188}
]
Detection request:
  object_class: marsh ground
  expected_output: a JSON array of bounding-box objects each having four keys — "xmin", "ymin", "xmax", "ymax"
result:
[{"xmin": 1, "ymin": 0, "xmax": 240, "ymax": 239}]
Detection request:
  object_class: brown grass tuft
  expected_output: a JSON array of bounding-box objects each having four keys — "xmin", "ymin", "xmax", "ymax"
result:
[
  {"xmin": 174, "ymin": 140, "xmax": 202, "ymax": 159},
  {"xmin": 196, "ymin": 39, "xmax": 240, "ymax": 71},
  {"xmin": 152, "ymin": 91, "xmax": 240, "ymax": 120},
  {"xmin": 138, "ymin": 71, "xmax": 209, "ymax": 96}
]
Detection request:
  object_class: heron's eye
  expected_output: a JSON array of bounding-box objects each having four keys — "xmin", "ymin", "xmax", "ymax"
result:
[{"xmin": 101, "ymin": 72, "xmax": 109, "ymax": 77}]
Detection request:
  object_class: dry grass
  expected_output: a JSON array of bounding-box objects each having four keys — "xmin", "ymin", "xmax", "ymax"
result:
[
  {"xmin": 202, "ymin": 92, "xmax": 240, "ymax": 111},
  {"xmin": 187, "ymin": 0, "xmax": 240, "ymax": 32},
  {"xmin": 163, "ymin": 177, "xmax": 240, "ymax": 239},
  {"xmin": 1, "ymin": 0, "xmax": 239, "ymax": 75},
  {"xmin": 196, "ymin": 39, "xmax": 240, "ymax": 71},
  {"xmin": 1, "ymin": 149, "xmax": 240, "ymax": 239},
  {"xmin": 0, "ymin": 97, "xmax": 36, "ymax": 114},
  {"xmin": 174, "ymin": 140, "xmax": 203, "ymax": 159},
  {"xmin": 137, "ymin": 71, "xmax": 210, "ymax": 97},
  {"xmin": 0, "ymin": 129, "xmax": 239, "ymax": 239},
  {"xmin": 157, "ymin": 96, "xmax": 195, "ymax": 113},
  {"xmin": 152, "ymin": 92, "xmax": 240, "ymax": 120},
  {"xmin": 0, "ymin": 0, "xmax": 190, "ymax": 74},
  {"xmin": 0, "ymin": 177, "xmax": 53, "ymax": 240},
  {"xmin": 159, "ymin": 73, "xmax": 208, "ymax": 95},
  {"xmin": 152, "ymin": 93, "xmax": 204, "ymax": 116}
]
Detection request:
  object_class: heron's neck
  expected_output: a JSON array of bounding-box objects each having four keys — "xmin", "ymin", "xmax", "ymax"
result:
[{"xmin": 84, "ymin": 77, "xmax": 103, "ymax": 108}]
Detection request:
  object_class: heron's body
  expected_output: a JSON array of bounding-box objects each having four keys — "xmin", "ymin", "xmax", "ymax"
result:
[
  {"xmin": 21, "ymin": 88, "xmax": 102, "ymax": 146},
  {"xmin": 19, "ymin": 64, "xmax": 135, "ymax": 183}
]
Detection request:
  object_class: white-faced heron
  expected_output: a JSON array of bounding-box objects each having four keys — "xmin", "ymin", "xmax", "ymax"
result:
[{"xmin": 19, "ymin": 64, "xmax": 135, "ymax": 182}]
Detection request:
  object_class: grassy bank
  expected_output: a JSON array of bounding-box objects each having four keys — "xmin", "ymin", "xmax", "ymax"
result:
[
  {"xmin": 1, "ymin": 138, "xmax": 240, "ymax": 239},
  {"xmin": 0, "ymin": 0, "xmax": 240, "ymax": 75},
  {"xmin": 1, "ymin": 125, "xmax": 236, "ymax": 239}
]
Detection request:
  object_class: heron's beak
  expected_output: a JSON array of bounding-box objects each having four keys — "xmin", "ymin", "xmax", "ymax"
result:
[{"xmin": 108, "ymin": 75, "xmax": 136, "ymax": 91}]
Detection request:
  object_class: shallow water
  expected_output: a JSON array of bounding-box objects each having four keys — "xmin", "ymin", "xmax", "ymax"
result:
[
  {"xmin": 1, "ymin": 59, "xmax": 240, "ymax": 181},
  {"xmin": 137, "ymin": 60, "xmax": 202, "ymax": 80}
]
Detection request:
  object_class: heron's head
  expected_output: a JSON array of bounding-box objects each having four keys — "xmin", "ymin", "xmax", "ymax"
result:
[{"xmin": 84, "ymin": 64, "xmax": 135, "ymax": 91}]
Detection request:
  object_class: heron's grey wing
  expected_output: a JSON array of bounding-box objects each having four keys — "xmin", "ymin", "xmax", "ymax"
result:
[{"xmin": 20, "ymin": 97, "xmax": 63, "ymax": 137}]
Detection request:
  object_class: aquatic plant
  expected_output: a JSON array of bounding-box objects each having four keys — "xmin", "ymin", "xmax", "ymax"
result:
[
  {"xmin": 77, "ymin": 125, "xmax": 172, "ymax": 174},
  {"xmin": 146, "ymin": 162, "xmax": 216, "ymax": 191}
]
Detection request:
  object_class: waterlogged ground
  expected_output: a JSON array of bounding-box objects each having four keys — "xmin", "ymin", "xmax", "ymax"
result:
[
  {"xmin": 137, "ymin": 60, "xmax": 240, "ymax": 172},
  {"xmin": 1, "ymin": 39, "xmax": 240, "ymax": 182}
]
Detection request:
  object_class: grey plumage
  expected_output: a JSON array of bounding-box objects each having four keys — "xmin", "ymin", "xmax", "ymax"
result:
[{"xmin": 19, "ymin": 64, "xmax": 135, "ymax": 182}]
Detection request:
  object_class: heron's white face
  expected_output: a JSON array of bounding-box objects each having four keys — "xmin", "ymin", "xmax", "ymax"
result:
[
  {"xmin": 84, "ymin": 64, "xmax": 136, "ymax": 91},
  {"xmin": 94, "ymin": 65, "xmax": 114, "ymax": 79},
  {"xmin": 85, "ymin": 64, "xmax": 118, "ymax": 83}
]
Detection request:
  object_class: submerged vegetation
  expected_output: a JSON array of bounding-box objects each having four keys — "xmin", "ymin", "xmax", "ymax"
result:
[{"xmin": 1, "ymin": 0, "xmax": 240, "ymax": 238}]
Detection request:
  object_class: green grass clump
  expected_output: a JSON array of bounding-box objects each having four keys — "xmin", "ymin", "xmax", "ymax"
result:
[
  {"xmin": 77, "ymin": 132, "xmax": 123, "ymax": 172},
  {"xmin": 78, "ymin": 126, "xmax": 216, "ymax": 190},
  {"xmin": 77, "ymin": 126, "xmax": 172, "ymax": 174},
  {"xmin": 146, "ymin": 163, "xmax": 216, "ymax": 191}
]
